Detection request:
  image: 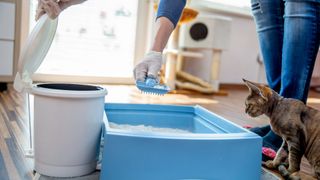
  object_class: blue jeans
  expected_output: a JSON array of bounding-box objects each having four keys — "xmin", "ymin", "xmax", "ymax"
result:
[{"xmin": 251, "ymin": 0, "xmax": 320, "ymax": 103}]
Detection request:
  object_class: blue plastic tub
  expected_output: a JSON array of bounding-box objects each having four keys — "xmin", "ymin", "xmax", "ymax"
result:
[{"xmin": 100, "ymin": 103, "xmax": 262, "ymax": 180}]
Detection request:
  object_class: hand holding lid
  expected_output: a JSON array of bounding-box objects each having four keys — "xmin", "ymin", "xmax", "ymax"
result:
[{"xmin": 35, "ymin": 0, "xmax": 87, "ymax": 20}]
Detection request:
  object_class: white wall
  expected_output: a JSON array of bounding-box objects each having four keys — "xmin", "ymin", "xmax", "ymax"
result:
[{"xmin": 0, "ymin": 1, "xmax": 15, "ymax": 78}]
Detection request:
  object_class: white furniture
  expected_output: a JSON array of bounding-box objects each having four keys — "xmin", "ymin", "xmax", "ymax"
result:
[
  {"xmin": 179, "ymin": 15, "xmax": 231, "ymax": 91},
  {"xmin": 0, "ymin": 1, "xmax": 15, "ymax": 79},
  {"xmin": 178, "ymin": 5, "xmax": 266, "ymax": 85},
  {"xmin": 0, "ymin": 41, "xmax": 14, "ymax": 76},
  {"xmin": 164, "ymin": 15, "xmax": 232, "ymax": 91}
]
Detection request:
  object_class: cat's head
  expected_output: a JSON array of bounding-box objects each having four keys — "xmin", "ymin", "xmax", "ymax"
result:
[{"xmin": 243, "ymin": 79, "xmax": 273, "ymax": 117}]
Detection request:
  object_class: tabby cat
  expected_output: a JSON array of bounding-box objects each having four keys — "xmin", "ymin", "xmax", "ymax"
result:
[{"xmin": 243, "ymin": 79, "xmax": 320, "ymax": 180}]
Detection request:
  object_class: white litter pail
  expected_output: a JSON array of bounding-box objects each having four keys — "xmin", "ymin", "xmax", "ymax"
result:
[
  {"xmin": 32, "ymin": 83, "xmax": 107, "ymax": 177},
  {"xmin": 12, "ymin": 15, "xmax": 108, "ymax": 177}
]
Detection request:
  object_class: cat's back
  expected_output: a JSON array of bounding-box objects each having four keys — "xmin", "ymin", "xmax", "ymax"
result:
[
  {"xmin": 277, "ymin": 98, "xmax": 305, "ymax": 113},
  {"xmin": 277, "ymin": 98, "xmax": 320, "ymax": 131},
  {"xmin": 303, "ymin": 105, "xmax": 320, "ymax": 124}
]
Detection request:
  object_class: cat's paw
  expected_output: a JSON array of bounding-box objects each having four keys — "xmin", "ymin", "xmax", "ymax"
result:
[
  {"xmin": 288, "ymin": 172, "xmax": 301, "ymax": 180},
  {"xmin": 263, "ymin": 160, "xmax": 276, "ymax": 169},
  {"xmin": 288, "ymin": 166, "xmax": 300, "ymax": 174},
  {"xmin": 278, "ymin": 164, "xmax": 289, "ymax": 177}
]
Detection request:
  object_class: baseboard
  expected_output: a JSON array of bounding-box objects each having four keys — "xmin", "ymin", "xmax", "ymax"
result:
[{"xmin": 220, "ymin": 83, "xmax": 247, "ymax": 90}]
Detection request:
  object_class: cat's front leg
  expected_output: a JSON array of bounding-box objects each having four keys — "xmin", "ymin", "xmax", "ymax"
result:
[
  {"xmin": 263, "ymin": 140, "xmax": 288, "ymax": 169},
  {"xmin": 274, "ymin": 140, "xmax": 288, "ymax": 166},
  {"xmin": 276, "ymin": 140, "xmax": 302, "ymax": 180},
  {"xmin": 287, "ymin": 139, "xmax": 304, "ymax": 174},
  {"xmin": 287, "ymin": 126, "xmax": 306, "ymax": 175}
]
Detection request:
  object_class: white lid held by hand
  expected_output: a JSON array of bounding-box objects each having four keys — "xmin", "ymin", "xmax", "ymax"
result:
[{"xmin": 14, "ymin": 14, "xmax": 58, "ymax": 93}]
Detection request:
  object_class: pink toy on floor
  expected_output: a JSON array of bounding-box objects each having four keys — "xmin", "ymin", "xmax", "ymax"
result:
[
  {"xmin": 262, "ymin": 147, "xmax": 276, "ymax": 159},
  {"xmin": 243, "ymin": 125, "xmax": 253, "ymax": 129}
]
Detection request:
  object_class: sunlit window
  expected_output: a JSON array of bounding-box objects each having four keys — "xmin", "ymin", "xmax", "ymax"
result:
[{"xmin": 30, "ymin": 0, "xmax": 138, "ymax": 78}]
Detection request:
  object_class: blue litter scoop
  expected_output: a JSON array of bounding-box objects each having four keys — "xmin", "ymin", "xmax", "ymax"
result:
[{"xmin": 136, "ymin": 77, "xmax": 170, "ymax": 95}]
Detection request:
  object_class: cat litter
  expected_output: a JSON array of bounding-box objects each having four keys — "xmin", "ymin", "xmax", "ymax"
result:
[{"xmin": 109, "ymin": 122, "xmax": 192, "ymax": 134}]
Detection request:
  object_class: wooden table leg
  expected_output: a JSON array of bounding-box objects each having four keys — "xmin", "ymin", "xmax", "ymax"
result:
[
  {"xmin": 211, "ymin": 49, "xmax": 222, "ymax": 92},
  {"xmin": 165, "ymin": 53, "xmax": 177, "ymax": 90},
  {"xmin": 164, "ymin": 27, "xmax": 180, "ymax": 90}
]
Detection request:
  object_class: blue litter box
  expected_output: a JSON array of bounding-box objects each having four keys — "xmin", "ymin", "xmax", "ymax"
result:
[{"xmin": 100, "ymin": 103, "xmax": 262, "ymax": 180}]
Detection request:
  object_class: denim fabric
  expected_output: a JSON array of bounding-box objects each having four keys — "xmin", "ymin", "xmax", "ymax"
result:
[
  {"xmin": 251, "ymin": 0, "xmax": 320, "ymax": 103},
  {"xmin": 157, "ymin": 0, "xmax": 186, "ymax": 27},
  {"xmin": 287, "ymin": 0, "xmax": 320, "ymax": 3}
]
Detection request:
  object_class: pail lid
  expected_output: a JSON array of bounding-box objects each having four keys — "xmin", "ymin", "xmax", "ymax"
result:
[{"xmin": 14, "ymin": 14, "xmax": 58, "ymax": 92}]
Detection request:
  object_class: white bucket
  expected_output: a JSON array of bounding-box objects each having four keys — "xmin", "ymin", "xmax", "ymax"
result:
[
  {"xmin": 32, "ymin": 83, "xmax": 107, "ymax": 177},
  {"xmin": 12, "ymin": 15, "xmax": 108, "ymax": 177}
]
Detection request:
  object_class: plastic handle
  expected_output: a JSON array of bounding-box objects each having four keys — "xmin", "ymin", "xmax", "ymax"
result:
[{"xmin": 145, "ymin": 78, "xmax": 157, "ymax": 87}]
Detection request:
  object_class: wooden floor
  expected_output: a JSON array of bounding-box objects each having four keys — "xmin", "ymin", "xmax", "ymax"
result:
[{"xmin": 0, "ymin": 83, "xmax": 319, "ymax": 180}]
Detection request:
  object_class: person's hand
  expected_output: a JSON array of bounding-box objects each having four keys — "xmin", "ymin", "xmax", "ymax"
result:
[
  {"xmin": 133, "ymin": 51, "xmax": 163, "ymax": 82},
  {"xmin": 35, "ymin": 0, "xmax": 86, "ymax": 20},
  {"xmin": 36, "ymin": 0, "xmax": 65, "ymax": 20}
]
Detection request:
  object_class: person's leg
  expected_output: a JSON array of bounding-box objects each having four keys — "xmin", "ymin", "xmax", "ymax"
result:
[
  {"xmin": 281, "ymin": 1, "xmax": 320, "ymax": 103},
  {"xmin": 250, "ymin": 0, "xmax": 285, "ymax": 158},
  {"xmin": 251, "ymin": 0, "xmax": 284, "ymax": 93},
  {"xmin": 249, "ymin": 124, "xmax": 270, "ymax": 136},
  {"xmin": 256, "ymin": 0, "xmax": 320, "ymax": 161},
  {"xmin": 261, "ymin": 0, "xmax": 320, "ymax": 160}
]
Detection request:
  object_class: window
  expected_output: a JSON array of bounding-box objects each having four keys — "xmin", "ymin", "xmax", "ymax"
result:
[{"xmin": 29, "ymin": 0, "xmax": 149, "ymax": 84}]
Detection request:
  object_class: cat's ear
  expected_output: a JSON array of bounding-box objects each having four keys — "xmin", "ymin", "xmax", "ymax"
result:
[
  {"xmin": 242, "ymin": 78, "xmax": 261, "ymax": 94},
  {"xmin": 242, "ymin": 79, "xmax": 268, "ymax": 100}
]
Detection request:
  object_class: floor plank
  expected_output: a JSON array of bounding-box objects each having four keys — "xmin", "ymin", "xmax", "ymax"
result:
[
  {"xmin": 0, "ymin": 133, "xmax": 21, "ymax": 180},
  {"xmin": 0, "ymin": 150, "xmax": 10, "ymax": 180}
]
